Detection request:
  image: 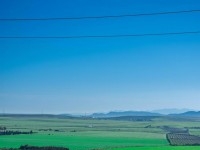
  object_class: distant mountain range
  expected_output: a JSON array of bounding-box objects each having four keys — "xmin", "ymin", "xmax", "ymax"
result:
[
  {"xmin": 169, "ymin": 111, "xmax": 200, "ymax": 117},
  {"xmin": 1, "ymin": 110, "xmax": 199, "ymax": 118},
  {"xmin": 91, "ymin": 111, "xmax": 162, "ymax": 118},
  {"xmin": 90, "ymin": 110, "xmax": 200, "ymax": 118},
  {"xmin": 152, "ymin": 108, "xmax": 194, "ymax": 115}
]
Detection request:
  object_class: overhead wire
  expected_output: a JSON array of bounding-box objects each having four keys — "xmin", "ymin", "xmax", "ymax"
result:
[
  {"xmin": 0, "ymin": 9, "xmax": 200, "ymax": 21},
  {"xmin": 0, "ymin": 9, "xmax": 199, "ymax": 39},
  {"xmin": 0, "ymin": 31, "xmax": 200, "ymax": 39}
]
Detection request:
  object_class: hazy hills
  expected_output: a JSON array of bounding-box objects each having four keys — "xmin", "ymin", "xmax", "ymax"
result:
[
  {"xmin": 152, "ymin": 108, "xmax": 194, "ymax": 115},
  {"xmin": 169, "ymin": 111, "xmax": 200, "ymax": 117},
  {"xmin": 1, "ymin": 110, "xmax": 199, "ymax": 118},
  {"xmin": 91, "ymin": 110, "xmax": 200, "ymax": 118},
  {"xmin": 91, "ymin": 111, "xmax": 162, "ymax": 118}
]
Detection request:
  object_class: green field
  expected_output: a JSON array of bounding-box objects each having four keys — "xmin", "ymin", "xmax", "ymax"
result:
[
  {"xmin": 0, "ymin": 116, "xmax": 200, "ymax": 150},
  {"xmin": 110, "ymin": 146, "xmax": 200, "ymax": 150}
]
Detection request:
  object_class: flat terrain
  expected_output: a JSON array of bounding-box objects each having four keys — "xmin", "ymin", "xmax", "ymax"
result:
[
  {"xmin": 0, "ymin": 115, "xmax": 200, "ymax": 150},
  {"xmin": 110, "ymin": 146, "xmax": 200, "ymax": 150}
]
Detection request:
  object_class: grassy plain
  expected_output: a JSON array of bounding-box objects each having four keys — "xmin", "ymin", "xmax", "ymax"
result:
[
  {"xmin": 110, "ymin": 146, "xmax": 200, "ymax": 150},
  {"xmin": 0, "ymin": 116, "xmax": 200, "ymax": 150}
]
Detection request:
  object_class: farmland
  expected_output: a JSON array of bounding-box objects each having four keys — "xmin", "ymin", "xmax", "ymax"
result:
[
  {"xmin": 0, "ymin": 115, "xmax": 200, "ymax": 150},
  {"xmin": 167, "ymin": 133, "xmax": 200, "ymax": 146}
]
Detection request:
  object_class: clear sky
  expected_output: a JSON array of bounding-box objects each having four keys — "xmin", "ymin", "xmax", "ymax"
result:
[{"xmin": 0, "ymin": 0, "xmax": 200, "ymax": 114}]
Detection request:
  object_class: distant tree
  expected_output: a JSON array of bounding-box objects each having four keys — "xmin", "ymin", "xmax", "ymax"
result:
[
  {"xmin": 0, "ymin": 126, "xmax": 6, "ymax": 133},
  {"xmin": 19, "ymin": 145, "xmax": 69, "ymax": 150},
  {"xmin": 3, "ymin": 127, "xmax": 7, "ymax": 132}
]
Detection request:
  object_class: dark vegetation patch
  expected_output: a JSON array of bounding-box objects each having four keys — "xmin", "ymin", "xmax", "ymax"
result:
[
  {"xmin": 38, "ymin": 129, "xmax": 64, "ymax": 132},
  {"xmin": 0, "ymin": 145, "xmax": 69, "ymax": 150},
  {"xmin": 0, "ymin": 130, "xmax": 34, "ymax": 136},
  {"xmin": 158, "ymin": 126, "xmax": 200, "ymax": 146},
  {"xmin": 166, "ymin": 133, "xmax": 200, "ymax": 146},
  {"xmin": 0, "ymin": 126, "xmax": 35, "ymax": 136},
  {"xmin": 158, "ymin": 126, "xmax": 189, "ymax": 134},
  {"xmin": 187, "ymin": 127, "xmax": 200, "ymax": 129},
  {"xmin": 0, "ymin": 114, "xmax": 75, "ymax": 119},
  {"xmin": 102, "ymin": 116, "xmax": 159, "ymax": 121}
]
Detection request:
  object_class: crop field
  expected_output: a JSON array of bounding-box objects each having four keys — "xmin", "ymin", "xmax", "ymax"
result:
[
  {"xmin": 167, "ymin": 133, "xmax": 200, "ymax": 146},
  {"xmin": 0, "ymin": 115, "xmax": 200, "ymax": 150},
  {"xmin": 110, "ymin": 146, "xmax": 200, "ymax": 150}
]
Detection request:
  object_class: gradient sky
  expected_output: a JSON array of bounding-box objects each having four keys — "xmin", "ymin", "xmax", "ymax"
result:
[{"xmin": 0, "ymin": 0, "xmax": 200, "ymax": 114}]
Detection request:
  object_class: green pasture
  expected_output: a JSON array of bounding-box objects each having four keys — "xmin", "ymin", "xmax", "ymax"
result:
[
  {"xmin": 0, "ymin": 116, "xmax": 200, "ymax": 150},
  {"xmin": 110, "ymin": 146, "xmax": 200, "ymax": 150},
  {"xmin": 0, "ymin": 132, "xmax": 167, "ymax": 150}
]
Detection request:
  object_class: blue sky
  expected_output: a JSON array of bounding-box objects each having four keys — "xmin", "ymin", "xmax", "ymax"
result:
[{"xmin": 0, "ymin": 0, "xmax": 200, "ymax": 114}]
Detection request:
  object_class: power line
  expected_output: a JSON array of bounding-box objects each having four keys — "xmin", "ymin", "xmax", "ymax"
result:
[
  {"xmin": 0, "ymin": 31, "xmax": 200, "ymax": 39},
  {"xmin": 0, "ymin": 9, "xmax": 200, "ymax": 21}
]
